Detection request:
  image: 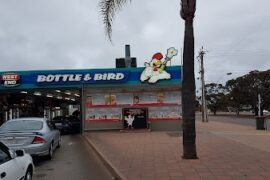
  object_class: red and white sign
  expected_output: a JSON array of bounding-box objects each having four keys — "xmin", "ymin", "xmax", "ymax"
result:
[{"xmin": 0, "ymin": 73, "xmax": 21, "ymax": 87}]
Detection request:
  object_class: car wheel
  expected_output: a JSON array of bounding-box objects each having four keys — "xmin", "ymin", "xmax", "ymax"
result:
[
  {"xmin": 46, "ymin": 143, "xmax": 53, "ymax": 160},
  {"xmin": 24, "ymin": 167, "xmax": 32, "ymax": 180}
]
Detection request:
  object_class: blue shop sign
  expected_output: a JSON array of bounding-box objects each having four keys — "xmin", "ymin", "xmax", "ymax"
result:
[{"xmin": 0, "ymin": 66, "xmax": 181, "ymax": 90}]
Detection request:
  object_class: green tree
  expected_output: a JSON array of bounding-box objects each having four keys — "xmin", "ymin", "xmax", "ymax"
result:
[
  {"xmin": 226, "ymin": 70, "xmax": 270, "ymax": 116},
  {"xmin": 226, "ymin": 79, "xmax": 246, "ymax": 115},
  {"xmin": 99, "ymin": 0, "xmax": 197, "ymax": 159},
  {"xmin": 205, "ymin": 83, "xmax": 228, "ymax": 115}
]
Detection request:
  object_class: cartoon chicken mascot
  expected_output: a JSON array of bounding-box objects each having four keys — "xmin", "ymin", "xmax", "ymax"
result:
[{"xmin": 140, "ymin": 47, "xmax": 178, "ymax": 83}]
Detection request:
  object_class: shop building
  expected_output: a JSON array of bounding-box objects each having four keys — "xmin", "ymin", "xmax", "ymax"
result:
[{"xmin": 0, "ymin": 66, "xmax": 182, "ymax": 132}]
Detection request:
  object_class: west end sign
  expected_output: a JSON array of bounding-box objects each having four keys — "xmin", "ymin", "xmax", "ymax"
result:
[{"xmin": 0, "ymin": 73, "xmax": 21, "ymax": 87}]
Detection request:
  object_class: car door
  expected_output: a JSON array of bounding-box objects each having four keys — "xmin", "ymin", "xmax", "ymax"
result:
[
  {"xmin": 47, "ymin": 121, "xmax": 60, "ymax": 149},
  {"xmin": 52, "ymin": 127, "xmax": 60, "ymax": 149},
  {"xmin": 0, "ymin": 148, "xmax": 22, "ymax": 180}
]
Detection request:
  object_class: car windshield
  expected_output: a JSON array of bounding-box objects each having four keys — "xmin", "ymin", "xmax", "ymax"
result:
[
  {"xmin": 52, "ymin": 116, "xmax": 63, "ymax": 121},
  {"xmin": 0, "ymin": 120, "xmax": 43, "ymax": 131},
  {"xmin": 68, "ymin": 117, "xmax": 79, "ymax": 122}
]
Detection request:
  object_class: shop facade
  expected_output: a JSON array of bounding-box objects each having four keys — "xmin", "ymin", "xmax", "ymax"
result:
[{"xmin": 0, "ymin": 66, "xmax": 182, "ymax": 131}]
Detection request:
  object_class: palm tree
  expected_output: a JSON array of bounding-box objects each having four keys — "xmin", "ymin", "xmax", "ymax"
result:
[
  {"xmin": 99, "ymin": 0, "xmax": 198, "ymax": 159},
  {"xmin": 180, "ymin": 0, "xmax": 198, "ymax": 159}
]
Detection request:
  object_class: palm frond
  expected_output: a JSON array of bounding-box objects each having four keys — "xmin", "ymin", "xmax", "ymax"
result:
[
  {"xmin": 180, "ymin": 0, "xmax": 196, "ymax": 21},
  {"xmin": 99, "ymin": 0, "xmax": 131, "ymax": 42}
]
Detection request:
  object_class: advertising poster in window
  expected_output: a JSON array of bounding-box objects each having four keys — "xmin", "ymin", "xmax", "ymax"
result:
[
  {"xmin": 86, "ymin": 95, "xmax": 93, "ymax": 108},
  {"xmin": 156, "ymin": 92, "xmax": 165, "ymax": 104},
  {"xmin": 132, "ymin": 94, "xmax": 140, "ymax": 105},
  {"xmin": 86, "ymin": 93, "xmax": 106, "ymax": 106},
  {"xmin": 86, "ymin": 93, "xmax": 125, "ymax": 106},
  {"xmin": 111, "ymin": 93, "xmax": 132, "ymax": 105},
  {"xmin": 85, "ymin": 108, "xmax": 96, "ymax": 120},
  {"xmin": 123, "ymin": 108, "xmax": 147, "ymax": 129},
  {"xmin": 104, "ymin": 94, "xmax": 117, "ymax": 105},
  {"xmin": 139, "ymin": 92, "xmax": 156, "ymax": 104},
  {"xmin": 165, "ymin": 91, "xmax": 181, "ymax": 104},
  {"xmin": 110, "ymin": 108, "xmax": 122, "ymax": 119},
  {"xmin": 85, "ymin": 107, "xmax": 122, "ymax": 121},
  {"xmin": 149, "ymin": 106, "xmax": 181, "ymax": 120}
]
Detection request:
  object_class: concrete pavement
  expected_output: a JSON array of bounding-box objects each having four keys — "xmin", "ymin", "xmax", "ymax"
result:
[{"xmin": 84, "ymin": 120, "xmax": 270, "ymax": 180}]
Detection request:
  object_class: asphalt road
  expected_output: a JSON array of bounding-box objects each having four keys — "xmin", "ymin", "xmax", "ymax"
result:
[
  {"xmin": 33, "ymin": 135, "xmax": 113, "ymax": 180},
  {"xmin": 196, "ymin": 113, "xmax": 256, "ymax": 127}
]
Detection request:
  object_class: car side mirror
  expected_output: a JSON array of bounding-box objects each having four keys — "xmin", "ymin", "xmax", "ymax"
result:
[{"xmin": 15, "ymin": 150, "xmax": 25, "ymax": 157}]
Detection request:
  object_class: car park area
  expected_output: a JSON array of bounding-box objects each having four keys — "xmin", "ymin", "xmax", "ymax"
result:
[
  {"xmin": 33, "ymin": 135, "xmax": 112, "ymax": 180},
  {"xmin": 0, "ymin": 88, "xmax": 82, "ymax": 134},
  {"xmin": 0, "ymin": 117, "xmax": 61, "ymax": 159}
]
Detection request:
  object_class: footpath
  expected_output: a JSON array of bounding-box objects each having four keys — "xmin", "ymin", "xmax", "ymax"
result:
[{"xmin": 83, "ymin": 121, "xmax": 270, "ymax": 180}]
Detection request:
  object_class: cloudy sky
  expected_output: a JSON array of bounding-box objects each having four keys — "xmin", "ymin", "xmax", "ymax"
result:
[{"xmin": 0, "ymin": 0, "xmax": 269, "ymax": 84}]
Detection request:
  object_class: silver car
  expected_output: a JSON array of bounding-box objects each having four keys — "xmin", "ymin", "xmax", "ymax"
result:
[{"xmin": 0, "ymin": 117, "xmax": 60, "ymax": 159}]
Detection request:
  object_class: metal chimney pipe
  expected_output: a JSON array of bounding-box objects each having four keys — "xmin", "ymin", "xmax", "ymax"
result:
[
  {"xmin": 125, "ymin": 44, "xmax": 131, "ymax": 67},
  {"xmin": 125, "ymin": 44, "xmax": 131, "ymax": 57}
]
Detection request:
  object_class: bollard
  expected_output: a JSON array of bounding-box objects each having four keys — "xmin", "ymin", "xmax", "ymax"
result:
[{"xmin": 255, "ymin": 116, "xmax": 266, "ymax": 130}]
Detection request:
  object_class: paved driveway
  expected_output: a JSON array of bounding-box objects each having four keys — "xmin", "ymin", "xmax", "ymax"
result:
[{"xmin": 34, "ymin": 135, "xmax": 113, "ymax": 180}]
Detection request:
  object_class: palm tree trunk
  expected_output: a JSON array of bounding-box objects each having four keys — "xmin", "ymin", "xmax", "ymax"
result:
[{"xmin": 182, "ymin": 19, "xmax": 198, "ymax": 159}]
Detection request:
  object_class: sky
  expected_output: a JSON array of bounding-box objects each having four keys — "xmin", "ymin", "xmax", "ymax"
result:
[{"xmin": 0, "ymin": 0, "xmax": 269, "ymax": 85}]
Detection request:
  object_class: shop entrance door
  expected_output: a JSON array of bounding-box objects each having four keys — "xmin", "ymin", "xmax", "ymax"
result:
[{"xmin": 123, "ymin": 108, "xmax": 148, "ymax": 129}]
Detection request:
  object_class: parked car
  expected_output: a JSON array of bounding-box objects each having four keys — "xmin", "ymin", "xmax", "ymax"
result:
[
  {"xmin": 51, "ymin": 116, "xmax": 73, "ymax": 134},
  {"xmin": 51, "ymin": 116, "xmax": 81, "ymax": 134},
  {"xmin": 0, "ymin": 117, "xmax": 60, "ymax": 159},
  {"xmin": 0, "ymin": 141, "xmax": 34, "ymax": 180},
  {"xmin": 67, "ymin": 115, "xmax": 81, "ymax": 134}
]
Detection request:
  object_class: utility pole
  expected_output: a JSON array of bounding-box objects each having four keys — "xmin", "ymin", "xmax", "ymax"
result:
[{"xmin": 198, "ymin": 47, "xmax": 208, "ymax": 122}]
